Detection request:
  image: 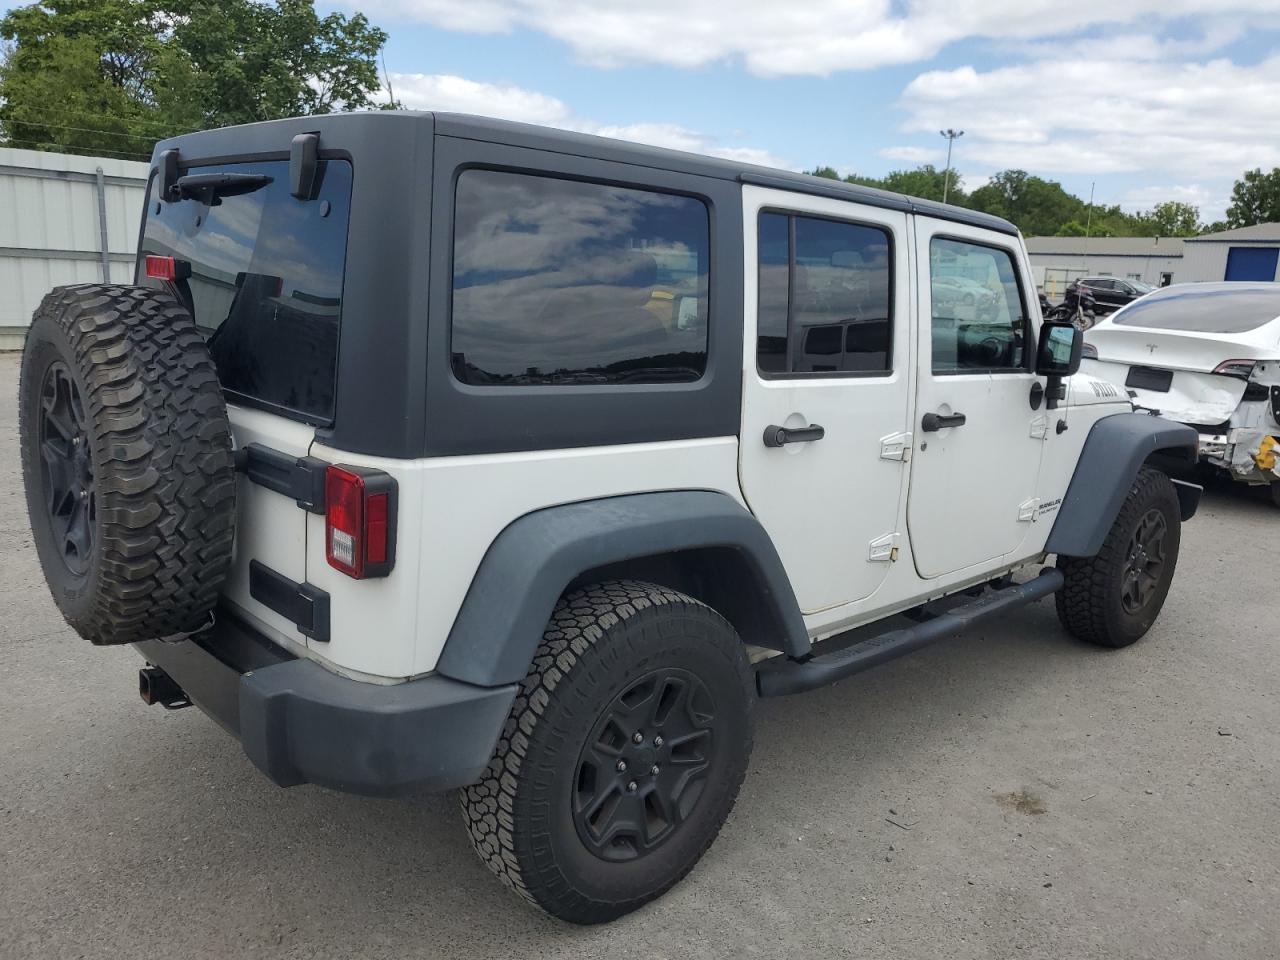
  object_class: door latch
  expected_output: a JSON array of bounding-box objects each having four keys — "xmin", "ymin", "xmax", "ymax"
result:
[
  {"xmin": 1017, "ymin": 498, "xmax": 1041, "ymax": 522},
  {"xmin": 879, "ymin": 431, "xmax": 913, "ymax": 462},
  {"xmin": 1029, "ymin": 415, "xmax": 1049, "ymax": 440}
]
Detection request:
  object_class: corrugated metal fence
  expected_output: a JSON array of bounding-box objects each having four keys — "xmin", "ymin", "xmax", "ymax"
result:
[{"xmin": 0, "ymin": 148, "xmax": 149, "ymax": 349}]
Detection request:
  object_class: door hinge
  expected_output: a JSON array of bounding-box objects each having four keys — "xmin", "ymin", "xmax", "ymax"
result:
[
  {"xmin": 1017, "ymin": 498, "xmax": 1041, "ymax": 522},
  {"xmin": 1029, "ymin": 415, "xmax": 1049, "ymax": 440},
  {"xmin": 880, "ymin": 431, "xmax": 913, "ymax": 462},
  {"xmin": 868, "ymin": 532, "xmax": 900, "ymax": 562}
]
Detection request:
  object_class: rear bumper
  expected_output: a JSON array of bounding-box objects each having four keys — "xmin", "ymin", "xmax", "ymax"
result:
[{"xmin": 134, "ymin": 612, "xmax": 516, "ymax": 797}]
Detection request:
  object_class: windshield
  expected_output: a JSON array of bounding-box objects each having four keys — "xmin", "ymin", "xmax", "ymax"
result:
[
  {"xmin": 1130, "ymin": 280, "xmax": 1155, "ymax": 293},
  {"xmin": 1112, "ymin": 282, "xmax": 1280, "ymax": 334}
]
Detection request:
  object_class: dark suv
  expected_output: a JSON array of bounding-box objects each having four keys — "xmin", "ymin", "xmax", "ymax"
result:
[{"xmin": 1067, "ymin": 276, "xmax": 1155, "ymax": 313}]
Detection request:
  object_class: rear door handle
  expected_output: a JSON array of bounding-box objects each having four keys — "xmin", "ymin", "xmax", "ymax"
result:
[
  {"xmin": 921, "ymin": 412, "xmax": 967, "ymax": 432},
  {"xmin": 763, "ymin": 423, "xmax": 825, "ymax": 447}
]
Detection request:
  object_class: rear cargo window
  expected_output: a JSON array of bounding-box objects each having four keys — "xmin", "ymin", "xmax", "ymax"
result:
[
  {"xmin": 139, "ymin": 159, "xmax": 352, "ymax": 422},
  {"xmin": 450, "ymin": 170, "xmax": 709, "ymax": 386},
  {"xmin": 1112, "ymin": 284, "xmax": 1280, "ymax": 334}
]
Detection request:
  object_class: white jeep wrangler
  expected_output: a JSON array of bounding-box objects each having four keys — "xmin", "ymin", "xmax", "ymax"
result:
[{"xmin": 19, "ymin": 112, "xmax": 1200, "ymax": 924}]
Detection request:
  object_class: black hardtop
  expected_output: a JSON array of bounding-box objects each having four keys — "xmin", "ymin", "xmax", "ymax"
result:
[{"xmin": 152, "ymin": 110, "xmax": 1019, "ymax": 238}]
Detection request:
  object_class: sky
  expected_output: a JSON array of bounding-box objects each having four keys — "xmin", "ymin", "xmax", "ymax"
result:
[{"xmin": 322, "ymin": 0, "xmax": 1280, "ymax": 223}]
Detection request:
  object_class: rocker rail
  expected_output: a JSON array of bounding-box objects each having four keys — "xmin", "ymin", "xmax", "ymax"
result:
[{"xmin": 755, "ymin": 568, "xmax": 1066, "ymax": 697}]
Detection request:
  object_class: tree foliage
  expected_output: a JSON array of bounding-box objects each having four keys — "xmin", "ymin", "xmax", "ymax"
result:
[
  {"xmin": 804, "ymin": 163, "xmax": 1225, "ymax": 238},
  {"xmin": 1225, "ymin": 168, "xmax": 1280, "ymax": 228},
  {"xmin": 0, "ymin": 0, "xmax": 388, "ymax": 159}
]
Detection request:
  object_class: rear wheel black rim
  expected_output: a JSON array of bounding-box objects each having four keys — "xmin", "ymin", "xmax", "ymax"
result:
[
  {"xmin": 38, "ymin": 361, "xmax": 95, "ymax": 577},
  {"xmin": 573, "ymin": 668, "xmax": 717, "ymax": 862},
  {"xmin": 1121, "ymin": 507, "xmax": 1166, "ymax": 614}
]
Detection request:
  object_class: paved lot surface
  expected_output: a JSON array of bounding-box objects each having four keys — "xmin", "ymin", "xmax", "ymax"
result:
[{"xmin": 1, "ymin": 349, "xmax": 1277, "ymax": 959}]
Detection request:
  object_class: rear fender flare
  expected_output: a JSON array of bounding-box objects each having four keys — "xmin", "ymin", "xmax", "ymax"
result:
[{"xmin": 434, "ymin": 491, "xmax": 810, "ymax": 687}]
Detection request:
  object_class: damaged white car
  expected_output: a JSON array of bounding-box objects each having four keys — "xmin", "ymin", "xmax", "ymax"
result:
[{"xmin": 1083, "ymin": 282, "xmax": 1280, "ymax": 507}]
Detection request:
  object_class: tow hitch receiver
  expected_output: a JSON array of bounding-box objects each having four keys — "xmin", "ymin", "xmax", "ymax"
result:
[{"xmin": 139, "ymin": 665, "xmax": 191, "ymax": 709}]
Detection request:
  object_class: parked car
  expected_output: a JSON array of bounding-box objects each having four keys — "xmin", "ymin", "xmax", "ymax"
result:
[
  {"xmin": 930, "ymin": 275, "xmax": 999, "ymax": 316},
  {"xmin": 17, "ymin": 111, "xmax": 1199, "ymax": 925},
  {"xmin": 1083, "ymin": 282, "xmax": 1280, "ymax": 506},
  {"xmin": 1068, "ymin": 276, "xmax": 1155, "ymax": 313}
]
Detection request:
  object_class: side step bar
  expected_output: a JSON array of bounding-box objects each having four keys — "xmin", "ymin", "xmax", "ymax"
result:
[{"xmin": 756, "ymin": 569, "xmax": 1065, "ymax": 697}]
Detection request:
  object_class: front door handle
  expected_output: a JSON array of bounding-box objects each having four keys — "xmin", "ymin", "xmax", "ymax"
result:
[
  {"xmin": 763, "ymin": 423, "xmax": 825, "ymax": 447},
  {"xmin": 921, "ymin": 411, "xmax": 967, "ymax": 432}
]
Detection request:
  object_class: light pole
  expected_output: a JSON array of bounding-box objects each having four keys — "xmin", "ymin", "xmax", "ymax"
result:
[{"xmin": 940, "ymin": 128, "xmax": 964, "ymax": 204}]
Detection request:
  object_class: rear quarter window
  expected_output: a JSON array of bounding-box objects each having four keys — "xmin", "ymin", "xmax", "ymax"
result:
[
  {"xmin": 450, "ymin": 170, "xmax": 710, "ymax": 386},
  {"xmin": 138, "ymin": 159, "xmax": 353, "ymax": 422}
]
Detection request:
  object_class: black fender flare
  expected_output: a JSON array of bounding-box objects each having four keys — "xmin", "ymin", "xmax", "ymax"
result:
[
  {"xmin": 1046, "ymin": 412, "xmax": 1199, "ymax": 558},
  {"xmin": 434, "ymin": 491, "xmax": 810, "ymax": 687}
]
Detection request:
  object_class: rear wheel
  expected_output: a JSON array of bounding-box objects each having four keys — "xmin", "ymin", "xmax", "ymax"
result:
[
  {"xmin": 1055, "ymin": 467, "xmax": 1181, "ymax": 648},
  {"xmin": 460, "ymin": 580, "xmax": 754, "ymax": 924}
]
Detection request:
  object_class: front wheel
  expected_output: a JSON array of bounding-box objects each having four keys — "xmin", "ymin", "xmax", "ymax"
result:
[
  {"xmin": 461, "ymin": 581, "xmax": 754, "ymax": 924},
  {"xmin": 1055, "ymin": 467, "xmax": 1182, "ymax": 648}
]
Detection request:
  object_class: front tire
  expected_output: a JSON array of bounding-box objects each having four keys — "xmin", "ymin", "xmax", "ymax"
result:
[
  {"xmin": 1055, "ymin": 467, "xmax": 1181, "ymax": 648},
  {"xmin": 461, "ymin": 580, "xmax": 754, "ymax": 924}
]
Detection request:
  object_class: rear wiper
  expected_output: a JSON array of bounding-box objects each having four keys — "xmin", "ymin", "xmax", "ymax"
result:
[{"xmin": 174, "ymin": 172, "xmax": 273, "ymax": 205}]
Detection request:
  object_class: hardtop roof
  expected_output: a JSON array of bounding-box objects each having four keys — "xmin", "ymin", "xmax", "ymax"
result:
[
  {"xmin": 155, "ymin": 110, "xmax": 1019, "ymax": 238},
  {"xmin": 432, "ymin": 112, "xmax": 1019, "ymax": 236}
]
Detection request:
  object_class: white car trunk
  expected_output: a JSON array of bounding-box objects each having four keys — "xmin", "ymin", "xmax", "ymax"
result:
[{"xmin": 1085, "ymin": 307, "xmax": 1280, "ymax": 425}]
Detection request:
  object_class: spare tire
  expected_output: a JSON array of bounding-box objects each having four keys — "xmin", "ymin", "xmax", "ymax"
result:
[{"xmin": 19, "ymin": 284, "xmax": 236, "ymax": 645}]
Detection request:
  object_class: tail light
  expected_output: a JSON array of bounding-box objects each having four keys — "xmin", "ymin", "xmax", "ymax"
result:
[
  {"xmin": 1212, "ymin": 360, "xmax": 1256, "ymax": 380},
  {"xmin": 144, "ymin": 255, "xmax": 191, "ymax": 281},
  {"xmin": 325, "ymin": 465, "xmax": 397, "ymax": 579}
]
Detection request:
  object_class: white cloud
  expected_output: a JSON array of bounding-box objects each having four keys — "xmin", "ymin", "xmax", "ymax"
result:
[
  {"xmin": 879, "ymin": 146, "xmax": 943, "ymax": 165},
  {"xmin": 385, "ymin": 73, "xmax": 571, "ymax": 124},
  {"xmin": 385, "ymin": 73, "xmax": 792, "ymax": 168},
  {"xmin": 357, "ymin": 1, "xmax": 1280, "ymax": 75},
  {"xmin": 893, "ymin": 55, "xmax": 1280, "ymax": 196}
]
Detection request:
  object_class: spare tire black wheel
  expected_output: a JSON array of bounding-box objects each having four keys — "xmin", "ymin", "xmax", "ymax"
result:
[{"xmin": 19, "ymin": 284, "xmax": 236, "ymax": 645}]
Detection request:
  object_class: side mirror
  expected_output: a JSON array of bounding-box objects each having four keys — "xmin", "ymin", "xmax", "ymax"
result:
[{"xmin": 1035, "ymin": 321, "xmax": 1083, "ymax": 378}]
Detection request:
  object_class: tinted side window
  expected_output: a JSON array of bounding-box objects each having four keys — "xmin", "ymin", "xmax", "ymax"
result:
[
  {"xmin": 756, "ymin": 212, "xmax": 893, "ymax": 375},
  {"xmin": 451, "ymin": 170, "xmax": 709, "ymax": 386},
  {"xmin": 929, "ymin": 237, "xmax": 1027, "ymax": 373},
  {"xmin": 139, "ymin": 160, "xmax": 352, "ymax": 422}
]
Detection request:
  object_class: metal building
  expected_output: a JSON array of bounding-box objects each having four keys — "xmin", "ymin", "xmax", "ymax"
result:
[
  {"xmin": 1180, "ymin": 223, "xmax": 1280, "ymax": 282},
  {"xmin": 1024, "ymin": 236, "xmax": 1185, "ymax": 296},
  {"xmin": 0, "ymin": 148, "xmax": 149, "ymax": 350}
]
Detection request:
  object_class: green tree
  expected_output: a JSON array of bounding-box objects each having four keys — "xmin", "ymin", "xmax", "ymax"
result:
[
  {"xmin": 0, "ymin": 0, "xmax": 388, "ymax": 159},
  {"xmin": 880, "ymin": 164, "xmax": 962, "ymax": 204},
  {"xmin": 806, "ymin": 165, "xmax": 841, "ymax": 180},
  {"xmin": 1225, "ymin": 168, "xmax": 1280, "ymax": 228},
  {"xmin": 1055, "ymin": 220, "xmax": 1088, "ymax": 237},
  {"xmin": 969, "ymin": 170, "xmax": 1087, "ymax": 236},
  {"xmin": 1131, "ymin": 201, "xmax": 1201, "ymax": 237}
]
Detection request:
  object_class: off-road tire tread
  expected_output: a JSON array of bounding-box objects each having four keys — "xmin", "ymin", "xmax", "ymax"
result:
[
  {"xmin": 1055, "ymin": 466, "xmax": 1179, "ymax": 647},
  {"xmin": 460, "ymin": 579, "xmax": 752, "ymax": 924},
  {"xmin": 19, "ymin": 284, "xmax": 236, "ymax": 645}
]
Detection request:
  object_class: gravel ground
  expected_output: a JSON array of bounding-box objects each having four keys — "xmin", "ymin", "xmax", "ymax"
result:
[{"xmin": 1, "ymin": 350, "xmax": 1277, "ymax": 960}]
